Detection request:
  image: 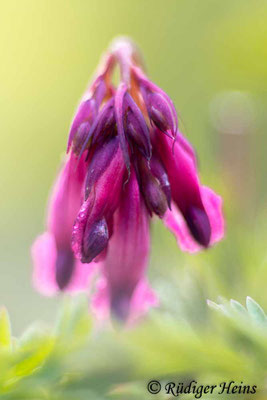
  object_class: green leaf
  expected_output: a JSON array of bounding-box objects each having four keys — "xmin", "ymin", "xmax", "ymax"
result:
[
  {"xmin": 230, "ymin": 299, "xmax": 247, "ymax": 316},
  {"xmin": 246, "ymin": 296, "xmax": 267, "ymax": 325}
]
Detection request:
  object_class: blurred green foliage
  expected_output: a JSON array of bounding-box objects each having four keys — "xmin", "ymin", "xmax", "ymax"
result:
[
  {"xmin": 0, "ymin": 0, "xmax": 267, "ymax": 398},
  {"xmin": 0, "ymin": 295, "xmax": 267, "ymax": 399}
]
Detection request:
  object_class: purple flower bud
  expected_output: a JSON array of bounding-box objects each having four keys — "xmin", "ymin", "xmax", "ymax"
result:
[
  {"xmin": 185, "ymin": 206, "xmax": 211, "ymax": 247},
  {"xmin": 146, "ymin": 92, "xmax": 176, "ymax": 137},
  {"xmin": 115, "ymin": 83, "xmax": 131, "ymax": 175},
  {"xmin": 67, "ymin": 99, "xmax": 97, "ymax": 153},
  {"xmin": 72, "ymin": 121, "xmax": 91, "ymax": 155},
  {"xmin": 82, "ymin": 218, "xmax": 109, "ymax": 263},
  {"xmin": 55, "ymin": 249, "xmax": 75, "ymax": 290},
  {"xmin": 91, "ymin": 98, "xmax": 116, "ymax": 146},
  {"xmin": 126, "ymin": 109, "xmax": 151, "ymax": 160},
  {"xmin": 85, "ymin": 137, "xmax": 119, "ymax": 199},
  {"xmin": 67, "ymin": 79, "xmax": 108, "ymax": 153},
  {"xmin": 136, "ymin": 158, "xmax": 167, "ymax": 217},
  {"xmin": 150, "ymin": 155, "xmax": 171, "ymax": 209},
  {"xmin": 143, "ymin": 176, "xmax": 167, "ymax": 217}
]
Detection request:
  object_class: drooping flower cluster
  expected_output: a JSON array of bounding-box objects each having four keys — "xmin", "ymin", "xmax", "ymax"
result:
[{"xmin": 32, "ymin": 38, "xmax": 224, "ymax": 321}]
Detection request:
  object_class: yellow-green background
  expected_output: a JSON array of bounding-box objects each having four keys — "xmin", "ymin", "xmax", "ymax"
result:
[{"xmin": 0, "ymin": 0, "xmax": 266, "ymax": 334}]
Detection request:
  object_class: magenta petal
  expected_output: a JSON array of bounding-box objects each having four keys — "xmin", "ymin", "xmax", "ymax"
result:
[
  {"xmin": 32, "ymin": 232, "xmax": 96, "ymax": 295},
  {"xmin": 47, "ymin": 153, "xmax": 87, "ymax": 247},
  {"xmin": 201, "ymin": 186, "xmax": 224, "ymax": 245},
  {"xmin": 85, "ymin": 137, "xmax": 119, "ymax": 199},
  {"xmin": 164, "ymin": 186, "xmax": 224, "ymax": 252},
  {"xmin": 156, "ymin": 132, "xmax": 203, "ymax": 214},
  {"xmin": 155, "ymin": 131, "xmax": 220, "ymax": 246},
  {"xmin": 128, "ymin": 279, "xmax": 158, "ymax": 324},
  {"xmin": 32, "ymin": 232, "xmax": 58, "ymax": 296},
  {"xmin": 101, "ymin": 169, "xmax": 151, "ymax": 320},
  {"xmin": 92, "ymin": 278, "xmax": 158, "ymax": 323},
  {"xmin": 72, "ymin": 144, "xmax": 125, "ymax": 262},
  {"xmin": 176, "ymin": 132, "xmax": 198, "ymax": 167}
]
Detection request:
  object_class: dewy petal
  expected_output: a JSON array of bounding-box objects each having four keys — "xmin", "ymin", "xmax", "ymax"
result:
[
  {"xmin": 164, "ymin": 186, "xmax": 224, "ymax": 253},
  {"xmin": 100, "ymin": 169, "xmax": 151, "ymax": 320},
  {"xmin": 72, "ymin": 143, "xmax": 125, "ymax": 262},
  {"xmin": 32, "ymin": 232, "xmax": 95, "ymax": 295}
]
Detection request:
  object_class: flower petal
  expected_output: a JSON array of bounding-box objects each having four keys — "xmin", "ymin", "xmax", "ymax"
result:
[
  {"xmin": 164, "ymin": 186, "xmax": 224, "ymax": 252},
  {"xmin": 32, "ymin": 232, "xmax": 58, "ymax": 296},
  {"xmin": 72, "ymin": 142, "xmax": 125, "ymax": 262},
  {"xmin": 92, "ymin": 278, "xmax": 158, "ymax": 324},
  {"xmin": 101, "ymin": 169, "xmax": 151, "ymax": 320},
  {"xmin": 155, "ymin": 131, "xmax": 220, "ymax": 247},
  {"xmin": 32, "ymin": 232, "xmax": 96, "ymax": 295},
  {"xmin": 47, "ymin": 153, "xmax": 87, "ymax": 247}
]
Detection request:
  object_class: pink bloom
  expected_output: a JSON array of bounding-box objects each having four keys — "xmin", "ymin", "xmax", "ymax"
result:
[
  {"xmin": 32, "ymin": 38, "xmax": 224, "ymax": 320},
  {"xmin": 32, "ymin": 153, "xmax": 95, "ymax": 295}
]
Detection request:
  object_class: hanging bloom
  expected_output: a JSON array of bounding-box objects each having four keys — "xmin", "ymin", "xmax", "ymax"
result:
[
  {"xmin": 32, "ymin": 37, "xmax": 224, "ymax": 320},
  {"xmin": 32, "ymin": 153, "xmax": 95, "ymax": 295}
]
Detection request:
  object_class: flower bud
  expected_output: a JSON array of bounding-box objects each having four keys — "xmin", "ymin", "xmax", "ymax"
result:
[
  {"xmin": 150, "ymin": 155, "xmax": 171, "ymax": 208},
  {"xmin": 67, "ymin": 99, "xmax": 97, "ymax": 152},
  {"xmin": 92, "ymin": 99, "xmax": 116, "ymax": 146},
  {"xmin": 126, "ymin": 109, "xmax": 151, "ymax": 160},
  {"xmin": 72, "ymin": 121, "xmax": 91, "ymax": 155},
  {"xmin": 147, "ymin": 92, "xmax": 176, "ymax": 136},
  {"xmin": 185, "ymin": 206, "xmax": 211, "ymax": 247},
  {"xmin": 82, "ymin": 218, "xmax": 109, "ymax": 263},
  {"xmin": 143, "ymin": 176, "xmax": 167, "ymax": 217},
  {"xmin": 55, "ymin": 249, "xmax": 75, "ymax": 290},
  {"xmin": 85, "ymin": 137, "xmax": 119, "ymax": 199}
]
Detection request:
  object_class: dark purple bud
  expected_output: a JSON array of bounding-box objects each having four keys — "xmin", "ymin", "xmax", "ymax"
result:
[
  {"xmin": 78, "ymin": 98, "xmax": 114, "ymax": 161},
  {"xmin": 55, "ymin": 249, "xmax": 75, "ymax": 290},
  {"xmin": 85, "ymin": 137, "xmax": 119, "ymax": 199},
  {"xmin": 72, "ymin": 121, "xmax": 91, "ymax": 155},
  {"xmin": 146, "ymin": 92, "xmax": 176, "ymax": 137},
  {"xmin": 143, "ymin": 176, "xmax": 168, "ymax": 217},
  {"xmin": 91, "ymin": 98, "xmax": 116, "ymax": 146},
  {"xmin": 185, "ymin": 206, "xmax": 211, "ymax": 247},
  {"xmin": 82, "ymin": 218, "xmax": 109, "ymax": 263},
  {"xmin": 67, "ymin": 99, "xmax": 96, "ymax": 152},
  {"xmin": 125, "ymin": 109, "xmax": 152, "ymax": 160},
  {"xmin": 150, "ymin": 155, "xmax": 171, "ymax": 209}
]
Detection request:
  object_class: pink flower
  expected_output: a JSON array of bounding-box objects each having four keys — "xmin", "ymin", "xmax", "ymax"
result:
[
  {"xmin": 32, "ymin": 37, "xmax": 224, "ymax": 320},
  {"xmin": 32, "ymin": 153, "xmax": 95, "ymax": 295}
]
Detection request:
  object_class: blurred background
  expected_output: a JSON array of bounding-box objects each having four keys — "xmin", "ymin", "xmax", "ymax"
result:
[{"xmin": 0, "ymin": 0, "xmax": 266, "ymax": 335}]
